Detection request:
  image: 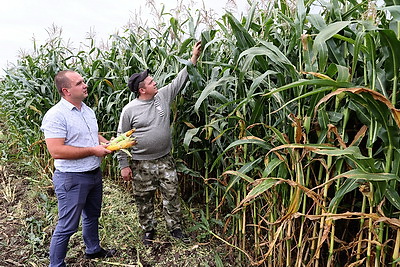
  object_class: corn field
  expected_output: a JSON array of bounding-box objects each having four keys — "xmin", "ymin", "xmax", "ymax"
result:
[{"xmin": 2, "ymin": 0, "xmax": 400, "ymax": 266}]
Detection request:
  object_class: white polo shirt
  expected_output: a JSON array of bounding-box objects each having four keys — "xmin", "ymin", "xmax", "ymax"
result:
[{"xmin": 41, "ymin": 97, "xmax": 101, "ymax": 172}]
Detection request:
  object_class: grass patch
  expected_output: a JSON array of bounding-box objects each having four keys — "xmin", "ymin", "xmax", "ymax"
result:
[{"xmin": 0, "ymin": 162, "xmax": 233, "ymax": 266}]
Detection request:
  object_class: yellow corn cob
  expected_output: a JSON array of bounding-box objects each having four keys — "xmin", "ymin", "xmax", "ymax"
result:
[
  {"xmin": 105, "ymin": 129, "xmax": 136, "ymax": 151},
  {"xmin": 124, "ymin": 128, "xmax": 135, "ymax": 137},
  {"xmin": 106, "ymin": 136, "xmax": 137, "ymax": 151},
  {"xmin": 108, "ymin": 129, "xmax": 136, "ymax": 146}
]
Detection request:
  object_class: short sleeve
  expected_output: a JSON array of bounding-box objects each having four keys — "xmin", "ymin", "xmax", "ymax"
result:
[{"xmin": 40, "ymin": 110, "xmax": 67, "ymax": 139}]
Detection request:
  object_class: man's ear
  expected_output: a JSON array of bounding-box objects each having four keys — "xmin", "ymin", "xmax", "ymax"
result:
[{"xmin": 62, "ymin": 88, "xmax": 70, "ymax": 95}]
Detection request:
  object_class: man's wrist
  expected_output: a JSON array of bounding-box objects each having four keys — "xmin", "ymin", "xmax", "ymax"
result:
[
  {"xmin": 119, "ymin": 164, "xmax": 130, "ymax": 170},
  {"xmin": 190, "ymin": 58, "xmax": 197, "ymax": 66}
]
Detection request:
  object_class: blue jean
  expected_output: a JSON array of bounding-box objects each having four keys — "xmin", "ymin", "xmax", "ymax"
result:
[{"xmin": 49, "ymin": 168, "xmax": 103, "ymax": 267}]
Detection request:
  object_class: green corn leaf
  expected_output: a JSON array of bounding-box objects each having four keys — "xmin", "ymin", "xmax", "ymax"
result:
[
  {"xmin": 239, "ymin": 178, "xmax": 278, "ymax": 205},
  {"xmin": 379, "ymin": 29, "xmax": 400, "ymax": 81},
  {"xmin": 351, "ymin": 32, "xmax": 365, "ymax": 81},
  {"xmin": 385, "ymin": 184, "xmax": 400, "ymax": 210},
  {"xmin": 270, "ymin": 87, "xmax": 334, "ymax": 115},
  {"xmin": 382, "ymin": 6, "xmax": 400, "ymax": 20},
  {"xmin": 223, "ymin": 163, "xmax": 259, "ymax": 194},
  {"xmin": 211, "ymin": 138, "xmax": 270, "ymax": 171},
  {"xmin": 335, "ymin": 169, "xmax": 399, "ymax": 182},
  {"xmin": 249, "ymin": 70, "xmax": 277, "ymax": 94},
  {"xmin": 249, "ymin": 96, "xmax": 267, "ymax": 125},
  {"xmin": 364, "ymin": 33, "xmax": 377, "ymax": 91},
  {"xmin": 307, "ymin": 13, "xmax": 327, "ymax": 31},
  {"xmin": 391, "ymin": 257, "xmax": 400, "ymax": 264},
  {"xmin": 225, "ymin": 138, "xmax": 270, "ymax": 151},
  {"xmin": 316, "ymin": 41, "xmax": 329, "ymax": 71},
  {"xmin": 263, "ymin": 158, "xmax": 284, "ymax": 177},
  {"xmin": 194, "ymin": 76, "xmax": 236, "ymax": 113},
  {"xmin": 224, "ymin": 12, "xmax": 256, "ymax": 50},
  {"xmin": 183, "ymin": 127, "xmax": 200, "ymax": 152},
  {"xmin": 328, "ymin": 178, "xmax": 360, "ymax": 211},
  {"xmin": 266, "ymin": 126, "xmax": 289, "ymax": 145},
  {"xmin": 313, "ymin": 21, "xmax": 352, "ymax": 68},
  {"xmin": 316, "ymin": 146, "xmax": 369, "ymax": 159},
  {"xmin": 264, "ymin": 79, "xmax": 353, "ymax": 98},
  {"xmin": 178, "ymin": 38, "xmax": 195, "ymax": 55}
]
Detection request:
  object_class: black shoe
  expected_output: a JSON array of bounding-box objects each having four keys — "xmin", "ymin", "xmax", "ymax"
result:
[
  {"xmin": 84, "ymin": 248, "xmax": 117, "ymax": 259},
  {"xmin": 143, "ymin": 229, "xmax": 156, "ymax": 245},
  {"xmin": 170, "ymin": 228, "xmax": 190, "ymax": 243}
]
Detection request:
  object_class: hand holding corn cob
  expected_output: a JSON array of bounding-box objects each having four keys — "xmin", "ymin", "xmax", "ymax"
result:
[{"xmin": 106, "ymin": 129, "xmax": 137, "ymax": 151}]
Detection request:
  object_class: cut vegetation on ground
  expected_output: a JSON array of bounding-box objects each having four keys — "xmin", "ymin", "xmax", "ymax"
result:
[{"xmin": 2, "ymin": 0, "xmax": 400, "ymax": 266}]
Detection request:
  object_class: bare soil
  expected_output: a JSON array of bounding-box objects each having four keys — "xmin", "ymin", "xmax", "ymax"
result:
[{"xmin": 0, "ymin": 161, "xmax": 235, "ymax": 267}]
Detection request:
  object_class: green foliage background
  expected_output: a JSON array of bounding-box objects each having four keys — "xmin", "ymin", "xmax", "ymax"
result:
[{"xmin": 2, "ymin": 0, "xmax": 400, "ymax": 266}]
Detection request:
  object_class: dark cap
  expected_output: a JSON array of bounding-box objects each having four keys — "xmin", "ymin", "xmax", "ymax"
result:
[{"xmin": 128, "ymin": 69, "xmax": 150, "ymax": 93}]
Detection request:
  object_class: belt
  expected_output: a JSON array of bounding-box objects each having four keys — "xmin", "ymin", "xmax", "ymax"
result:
[{"xmin": 82, "ymin": 167, "xmax": 100, "ymax": 175}]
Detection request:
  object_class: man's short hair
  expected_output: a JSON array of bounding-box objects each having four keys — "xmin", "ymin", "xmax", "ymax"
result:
[{"xmin": 55, "ymin": 70, "xmax": 74, "ymax": 96}]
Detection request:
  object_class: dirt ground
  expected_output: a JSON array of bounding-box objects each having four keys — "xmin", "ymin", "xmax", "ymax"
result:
[
  {"xmin": 0, "ymin": 160, "xmax": 236, "ymax": 267},
  {"xmin": 0, "ymin": 163, "xmax": 36, "ymax": 266}
]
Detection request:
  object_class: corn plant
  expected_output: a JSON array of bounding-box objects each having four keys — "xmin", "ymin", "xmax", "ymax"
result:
[{"xmin": 1, "ymin": 0, "xmax": 400, "ymax": 266}]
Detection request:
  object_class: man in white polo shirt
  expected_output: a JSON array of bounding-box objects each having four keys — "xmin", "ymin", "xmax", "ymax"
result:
[{"xmin": 41, "ymin": 70, "xmax": 115, "ymax": 267}]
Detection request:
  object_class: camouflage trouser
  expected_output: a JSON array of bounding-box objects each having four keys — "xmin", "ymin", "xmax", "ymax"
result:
[{"xmin": 131, "ymin": 153, "xmax": 182, "ymax": 232}]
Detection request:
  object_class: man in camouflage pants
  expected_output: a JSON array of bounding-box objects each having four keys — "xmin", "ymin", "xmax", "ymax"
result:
[
  {"xmin": 116, "ymin": 41, "xmax": 202, "ymax": 245},
  {"xmin": 132, "ymin": 155, "xmax": 181, "ymax": 235}
]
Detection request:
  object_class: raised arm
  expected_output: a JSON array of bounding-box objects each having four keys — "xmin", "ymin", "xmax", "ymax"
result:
[{"xmin": 190, "ymin": 41, "xmax": 202, "ymax": 65}]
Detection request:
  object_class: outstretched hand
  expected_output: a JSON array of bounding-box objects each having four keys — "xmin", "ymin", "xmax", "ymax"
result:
[{"xmin": 191, "ymin": 41, "xmax": 202, "ymax": 65}]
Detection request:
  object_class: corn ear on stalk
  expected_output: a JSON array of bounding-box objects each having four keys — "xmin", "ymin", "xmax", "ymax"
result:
[{"xmin": 106, "ymin": 129, "xmax": 137, "ymax": 151}]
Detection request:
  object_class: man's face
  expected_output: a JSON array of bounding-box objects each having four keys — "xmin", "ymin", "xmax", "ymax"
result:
[
  {"xmin": 64, "ymin": 72, "xmax": 88, "ymax": 101},
  {"xmin": 141, "ymin": 76, "xmax": 158, "ymax": 96}
]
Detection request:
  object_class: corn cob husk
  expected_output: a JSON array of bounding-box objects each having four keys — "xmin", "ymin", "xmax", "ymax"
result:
[
  {"xmin": 107, "ymin": 129, "xmax": 136, "ymax": 146},
  {"xmin": 106, "ymin": 139, "xmax": 137, "ymax": 151},
  {"xmin": 106, "ymin": 129, "xmax": 137, "ymax": 151}
]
